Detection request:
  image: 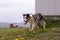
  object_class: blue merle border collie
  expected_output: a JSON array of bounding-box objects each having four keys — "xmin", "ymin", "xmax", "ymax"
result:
[{"xmin": 23, "ymin": 13, "xmax": 46, "ymax": 31}]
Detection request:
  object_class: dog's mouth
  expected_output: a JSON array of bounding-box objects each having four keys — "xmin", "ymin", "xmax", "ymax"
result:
[
  {"xmin": 24, "ymin": 20, "xmax": 28, "ymax": 24},
  {"xmin": 23, "ymin": 18, "xmax": 30, "ymax": 25},
  {"xmin": 24, "ymin": 21, "xmax": 27, "ymax": 24}
]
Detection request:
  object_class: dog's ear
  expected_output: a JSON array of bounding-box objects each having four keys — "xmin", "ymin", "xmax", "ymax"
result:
[
  {"xmin": 30, "ymin": 13, "xmax": 33, "ymax": 17},
  {"xmin": 23, "ymin": 14, "xmax": 25, "ymax": 16}
]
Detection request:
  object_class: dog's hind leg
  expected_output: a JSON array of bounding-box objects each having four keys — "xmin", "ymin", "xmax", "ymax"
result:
[
  {"xmin": 40, "ymin": 20, "xmax": 46, "ymax": 28},
  {"xmin": 29, "ymin": 23, "xmax": 32, "ymax": 31},
  {"xmin": 43, "ymin": 21, "xmax": 46, "ymax": 28}
]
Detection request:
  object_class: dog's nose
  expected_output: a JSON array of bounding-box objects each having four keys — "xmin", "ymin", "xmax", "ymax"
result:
[
  {"xmin": 24, "ymin": 20, "xmax": 25, "ymax": 22},
  {"xmin": 23, "ymin": 19, "xmax": 26, "ymax": 22}
]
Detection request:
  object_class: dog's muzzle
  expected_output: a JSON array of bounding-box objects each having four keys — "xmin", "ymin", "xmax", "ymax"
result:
[{"xmin": 23, "ymin": 19, "xmax": 28, "ymax": 24}]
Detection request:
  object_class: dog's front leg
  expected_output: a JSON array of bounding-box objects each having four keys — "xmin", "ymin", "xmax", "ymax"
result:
[{"xmin": 30, "ymin": 23, "xmax": 36, "ymax": 31}]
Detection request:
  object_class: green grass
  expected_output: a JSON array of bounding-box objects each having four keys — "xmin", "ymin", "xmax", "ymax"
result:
[
  {"xmin": 0, "ymin": 20, "xmax": 60, "ymax": 40},
  {"xmin": 46, "ymin": 20, "xmax": 60, "ymax": 28}
]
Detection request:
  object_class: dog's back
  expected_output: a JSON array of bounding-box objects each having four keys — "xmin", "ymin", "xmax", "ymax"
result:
[{"xmin": 32, "ymin": 13, "xmax": 44, "ymax": 22}]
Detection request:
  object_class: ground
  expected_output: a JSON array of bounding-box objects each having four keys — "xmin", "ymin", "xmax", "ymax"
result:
[{"xmin": 0, "ymin": 20, "xmax": 60, "ymax": 40}]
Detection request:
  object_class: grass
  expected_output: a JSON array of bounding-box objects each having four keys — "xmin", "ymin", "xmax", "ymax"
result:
[{"xmin": 0, "ymin": 20, "xmax": 60, "ymax": 40}]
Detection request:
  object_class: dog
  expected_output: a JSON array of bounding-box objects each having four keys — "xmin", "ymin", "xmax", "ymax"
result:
[{"xmin": 23, "ymin": 13, "xmax": 46, "ymax": 31}]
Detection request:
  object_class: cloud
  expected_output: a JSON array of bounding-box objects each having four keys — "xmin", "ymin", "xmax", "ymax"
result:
[{"xmin": 0, "ymin": 0, "xmax": 35, "ymax": 23}]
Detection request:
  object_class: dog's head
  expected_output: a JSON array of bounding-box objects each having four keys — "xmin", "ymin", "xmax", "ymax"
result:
[{"xmin": 23, "ymin": 14, "xmax": 31, "ymax": 24}]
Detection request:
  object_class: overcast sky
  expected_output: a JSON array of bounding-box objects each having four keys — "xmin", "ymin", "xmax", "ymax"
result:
[{"xmin": 0, "ymin": 0, "xmax": 35, "ymax": 23}]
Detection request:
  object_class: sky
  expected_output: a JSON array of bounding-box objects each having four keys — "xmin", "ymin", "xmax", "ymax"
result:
[{"xmin": 0, "ymin": 0, "xmax": 35, "ymax": 23}]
